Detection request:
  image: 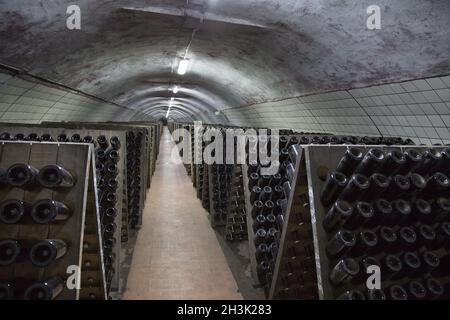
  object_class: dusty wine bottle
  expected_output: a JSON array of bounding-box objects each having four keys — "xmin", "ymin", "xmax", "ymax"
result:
[
  {"xmin": 26, "ymin": 133, "xmax": 40, "ymax": 141},
  {"xmin": 251, "ymin": 200, "xmax": 264, "ymax": 218},
  {"xmin": 6, "ymin": 163, "xmax": 39, "ymax": 187},
  {"xmin": 432, "ymin": 198, "xmax": 450, "ymax": 223},
  {"xmin": 377, "ymin": 227, "xmax": 397, "ymax": 253},
  {"xmin": 103, "ymin": 238, "xmax": 117, "ymax": 251},
  {"xmin": 397, "ymin": 226, "xmax": 417, "ymax": 251},
  {"xmin": 104, "ymin": 223, "xmax": 117, "ymax": 236},
  {"xmin": 57, "ymin": 134, "xmax": 69, "ymax": 142},
  {"xmin": 110, "ymin": 136, "xmax": 121, "ymax": 150},
  {"xmin": 269, "ymin": 173, "xmax": 282, "ymax": 187},
  {"xmin": 0, "ymin": 282, "xmax": 13, "ymax": 300},
  {"xmin": 434, "ymin": 222, "xmax": 450, "ymax": 249},
  {"xmin": 399, "ymin": 149, "xmax": 423, "ymax": 174},
  {"xmin": 425, "ymin": 278, "xmax": 445, "ymax": 299},
  {"xmin": 386, "ymin": 284, "xmax": 408, "ymax": 300},
  {"xmin": 339, "ymin": 174, "xmax": 370, "ymax": 203},
  {"xmin": 383, "ymin": 175, "xmax": 410, "ymax": 200},
  {"xmin": 24, "ymin": 277, "xmax": 63, "ymax": 300},
  {"xmin": 336, "ymin": 147, "xmax": 364, "ymax": 176},
  {"xmin": 380, "ymin": 150, "xmax": 406, "ymax": 175},
  {"xmin": 41, "ymin": 134, "xmax": 54, "ymax": 142},
  {"xmin": 322, "ymin": 201, "xmax": 354, "ymax": 232},
  {"xmin": 272, "ymin": 185, "xmax": 283, "ymax": 199},
  {"xmin": 409, "ymin": 173, "xmax": 427, "ymax": 194},
  {"xmin": 391, "ymin": 199, "xmax": 412, "ymax": 226},
  {"xmin": 259, "ymin": 186, "xmax": 273, "ymax": 202},
  {"xmin": 343, "ymin": 201, "xmax": 374, "ymax": 230},
  {"xmin": 320, "ymin": 171, "xmax": 348, "ymax": 206},
  {"xmin": 83, "ymin": 135, "xmax": 94, "ymax": 144},
  {"xmin": 401, "ymin": 252, "xmax": 421, "ymax": 277},
  {"xmin": 107, "ymin": 164, "xmax": 118, "ymax": 175},
  {"xmin": 0, "ymin": 239, "xmax": 21, "ymax": 266},
  {"xmin": 108, "ymin": 150, "xmax": 120, "ymax": 163},
  {"xmin": 416, "ymin": 148, "xmax": 442, "ymax": 175},
  {"xmin": 258, "ymin": 175, "xmax": 272, "ymax": 188},
  {"xmin": 265, "ymin": 227, "xmax": 279, "ymax": 244},
  {"xmin": 107, "ymin": 178, "xmax": 118, "ymax": 190},
  {"xmin": 255, "ymin": 243, "xmax": 269, "ymax": 262},
  {"xmin": 253, "ymin": 214, "xmax": 266, "ymax": 233},
  {"xmin": 353, "ymin": 256, "xmax": 380, "ymax": 284},
  {"xmin": 97, "ymin": 135, "xmax": 109, "ymax": 148},
  {"xmin": 407, "ymin": 281, "xmax": 427, "ymax": 300},
  {"xmin": 0, "ymin": 132, "xmax": 11, "ymax": 140},
  {"xmin": 0, "ymin": 199, "xmax": 29, "ymax": 224},
  {"xmin": 348, "ymin": 230, "xmax": 378, "ymax": 258},
  {"xmin": 364, "ymin": 173, "xmax": 389, "ymax": 201},
  {"xmin": 416, "ymin": 224, "xmax": 436, "ymax": 248},
  {"xmin": 262, "ymin": 200, "xmax": 275, "ymax": 215},
  {"xmin": 38, "ymin": 165, "xmax": 75, "ymax": 188},
  {"xmin": 433, "ymin": 148, "xmax": 450, "ymax": 175},
  {"xmin": 256, "ymin": 261, "xmax": 270, "ymax": 285},
  {"xmin": 29, "ymin": 239, "xmax": 68, "ymax": 267},
  {"xmin": 254, "ymin": 229, "xmax": 268, "ymax": 249},
  {"xmin": 250, "ymin": 186, "xmax": 262, "ymax": 203},
  {"xmin": 354, "ymin": 148, "xmax": 385, "ymax": 175},
  {"xmin": 371, "ymin": 199, "xmax": 392, "ymax": 227},
  {"xmin": 14, "ymin": 133, "xmax": 25, "ymax": 141},
  {"xmin": 31, "ymin": 199, "xmax": 71, "ymax": 224},
  {"xmin": 421, "ymin": 251, "xmax": 440, "ymax": 274},
  {"xmin": 326, "ymin": 230, "xmax": 356, "ymax": 258},
  {"xmin": 71, "ymin": 134, "xmax": 81, "ymax": 142},
  {"xmin": 337, "ymin": 290, "xmax": 365, "ymax": 300},
  {"xmin": 382, "ymin": 254, "xmax": 403, "ymax": 280},
  {"xmin": 423, "ymin": 172, "xmax": 450, "ymax": 197},
  {"xmin": 411, "ymin": 199, "xmax": 432, "ymax": 223},
  {"xmin": 329, "ymin": 258, "xmax": 360, "ymax": 286},
  {"xmin": 366, "ymin": 289, "xmax": 386, "ymax": 300}
]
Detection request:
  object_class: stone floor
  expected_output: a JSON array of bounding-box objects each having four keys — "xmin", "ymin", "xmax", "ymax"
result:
[{"xmin": 123, "ymin": 127, "xmax": 243, "ymax": 300}]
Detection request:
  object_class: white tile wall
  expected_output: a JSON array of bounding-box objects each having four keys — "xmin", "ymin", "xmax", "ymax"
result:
[
  {"xmin": 0, "ymin": 71, "xmax": 153, "ymax": 124},
  {"xmin": 222, "ymin": 75, "xmax": 450, "ymax": 144}
]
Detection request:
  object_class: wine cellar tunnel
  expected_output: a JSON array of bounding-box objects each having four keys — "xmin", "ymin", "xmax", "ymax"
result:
[{"xmin": 0, "ymin": 0, "xmax": 450, "ymax": 301}]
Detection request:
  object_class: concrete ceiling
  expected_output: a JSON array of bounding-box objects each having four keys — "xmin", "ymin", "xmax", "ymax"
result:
[{"xmin": 0, "ymin": 0, "xmax": 449, "ymax": 120}]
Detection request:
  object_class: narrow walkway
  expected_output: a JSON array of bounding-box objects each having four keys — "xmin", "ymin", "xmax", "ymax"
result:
[{"xmin": 123, "ymin": 127, "xmax": 243, "ymax": 300}]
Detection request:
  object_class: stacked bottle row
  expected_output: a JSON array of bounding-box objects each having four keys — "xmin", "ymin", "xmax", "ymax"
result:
[
  {"xmin": 249, "ymin": 133, "xmax": 321, "ymax": 299},
  {"xmin": 196, "ymin": 165, "xmax": 205, "ymax": 205},
  {"xmin": 0, "ymin": 162, "xmax": 75, "ymax": 300},
  {"xmin": 0, "ymin": 132, "xmax": 99, "ymax": 144},
  {"xmin": 201, "ymin": 166, "xmax": 210, "ymax": 211},
  {"xmin": 126, "ymin": 131, "xmax": 143, "ymax": 229},
  {"xmin": 94, "ymin": 135, "xmax": 121, "ymax": 293},
  {"xmin": 183, "ymin": 125, "xmax": 192, "ymax": 177},
  {"xmin": 246, "ymin": 132, "xmax": 296, "ymax": 290},
  {"xmin": 248, "ymin": 163, "xmax": 284, "ymax": 291},
  {"xmin": 210, "ymin": 164, "xmax": 234, "ymax": 226},
  {"xmin": 225, "ymin": 166, "xmax": 247, "ymax": 241},
  {"xmin": 320, "ymin": 146, "xmax": 450, "ymax": 299}
]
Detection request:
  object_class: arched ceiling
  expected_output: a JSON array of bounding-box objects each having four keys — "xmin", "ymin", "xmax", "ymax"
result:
[{"xmin": 1, "ymin": 0, "xmax": 449, "ymax": 121}]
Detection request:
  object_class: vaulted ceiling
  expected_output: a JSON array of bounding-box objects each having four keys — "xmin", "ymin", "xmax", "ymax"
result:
[{"xmin": 1, "ymin": 0, "xmax": 449, "ymax": 120}]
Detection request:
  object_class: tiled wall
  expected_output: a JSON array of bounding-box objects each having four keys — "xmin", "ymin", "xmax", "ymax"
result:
[
  {"xmin": 0, "ymin": 71, "xmax": 152, "ymax": 124},
  {"xmin": 2, "ymin": 68, "xmax": 450, "ymax": 146},
  {"xmin": 222, "ymin": 75, "xmax": 450, "ymax": 145}
]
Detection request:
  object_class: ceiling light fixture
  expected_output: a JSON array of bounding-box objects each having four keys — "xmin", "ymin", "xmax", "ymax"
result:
[
  {"xmin": 177, "ymin": 59, "xmax": 189, "ymax": 75},
  {"xmin": 166, "ymin": 103, "xmax": 172, "ymax": 118}
]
